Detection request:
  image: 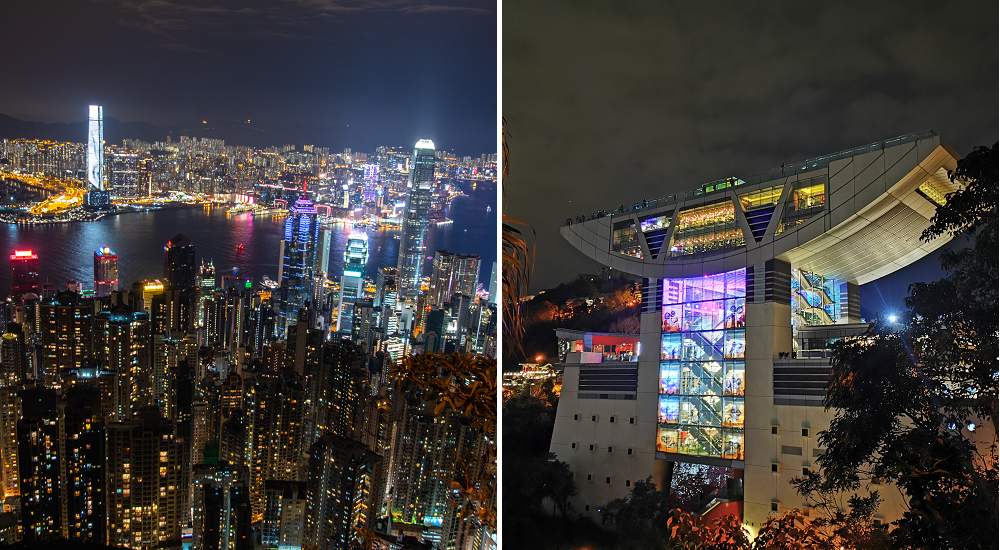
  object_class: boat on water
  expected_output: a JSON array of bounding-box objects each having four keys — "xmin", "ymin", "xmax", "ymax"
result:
[{"xmin": 236, "ymin": 244, "xmax": 244, "ymax": 252}]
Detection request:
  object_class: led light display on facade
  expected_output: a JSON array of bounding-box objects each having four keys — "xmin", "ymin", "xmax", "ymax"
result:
[
  {"xmin": 658, "ymin": 268, "xmax": 746, "ymax": 460},
  {"xmin": 87, "ymin": 105, "xmax": 103, "ymax": 190}
]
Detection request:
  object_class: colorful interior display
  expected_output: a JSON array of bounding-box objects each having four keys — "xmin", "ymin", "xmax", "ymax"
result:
[
  {"xmin": 640, "ymin": 213, "xmax": 671, "ymax": 232},
  {"xmin": 658, "ymin": 268, "xmax": 746, "ymax": 461}
]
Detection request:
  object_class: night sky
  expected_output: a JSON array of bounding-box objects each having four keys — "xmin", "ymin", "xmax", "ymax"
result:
[
  {"xmin": 0, "ymin": 0, "xmax": 496, "ymax": 155},
  {"xmin": 503, "ymin": 1, "xmax": 997, "ymax": 318}
]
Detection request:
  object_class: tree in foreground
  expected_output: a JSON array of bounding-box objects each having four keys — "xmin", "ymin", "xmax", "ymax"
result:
[
  {"xmin": 389, "ymin": 352, "xmax": 496, "ymax": 528},
  {"xmin": 794, "ymin": 143, "xmax": 999, "ymax": 550}
]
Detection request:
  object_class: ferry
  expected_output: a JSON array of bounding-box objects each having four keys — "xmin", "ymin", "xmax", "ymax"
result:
[{"xmin": 236, "ymin": 244, "xmax": 244, "ymax": 252}]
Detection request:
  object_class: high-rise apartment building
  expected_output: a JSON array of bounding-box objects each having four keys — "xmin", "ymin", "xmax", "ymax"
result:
[
  {"xmin": 17, "ymin": 386, "xmax": 106, "ymax": 543},
  {"xmin": 429, "ymin": 250, "xmax": 481, "ymax": 307},
  {"xmin": 191, "ymin": 462, "xmax": 252, "ymax": 550},
  {"xmin": 389, "ymin": 389, "xmax": 489, "ymax": 547},
  {"xmin": 554, "ymin": 131, "xmax": 963, "ymax": 533},
  {"xmin": 336, "ymin": 232, "xmax": 368, "ymax": 335},
  {"xmin": 304, "ymin": 433, "xmax": 381, "ymax": 550},
  {"xmin": 94, "ymin": 305, "xmax": 152, "ymax": 419},
  {"xmin": 245, "ymin": 372, "xmax": 306, "ymax": 518},
  {"xmin": 38, "ymin": 290, "xmax": 95, "ymax": 383},
  {"xmin": 110, "ymin": 152, "xmax": 139, "ymax": 198},
  {"xmin": 262, "ymin": 480, "xmax": 308, "ymax": 549},
  {"xmin": 396, "ymin": 139, "xmax": 435, "ymax": 300},
  {"xmin": 106, "ymin": 407, "xmax": 184, "ymax": 548},
  {"xmin": 10, "ymin": 250, "xmax": 40, "ymax": 301},
  {"xmin": 17, "ymin": 387, "xmax": 61, "ymax": 541},
  {"xmin": 0, "ymin": 330, "xmax": 23, "ymax": 500},
  {"xmin": 278, "ymin": 198, "xmax": 319, "ymax": 335},
  {"xmin": 164, "ymin": 233, "xmax": 197, "ymax": 291},
  {"xmin": 94, "ymin": 246, "xmax": 119, "ymax": 297}
]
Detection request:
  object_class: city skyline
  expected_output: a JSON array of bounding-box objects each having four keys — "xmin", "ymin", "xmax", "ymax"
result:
[{"xmin": 0, "ymin": 1, "xmax": 497, "ymax": 155}]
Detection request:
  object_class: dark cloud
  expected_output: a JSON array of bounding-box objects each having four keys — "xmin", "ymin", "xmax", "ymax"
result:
[
  {"xmin": 504, "ymin": 0, "xmax": 997, "ymax": 299},
  {"xmin": 0, "ymin": 0, "xmax": 495, "ymax": 155}
]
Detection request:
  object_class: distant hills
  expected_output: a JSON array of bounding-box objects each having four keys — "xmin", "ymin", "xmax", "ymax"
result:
[{"xmin": 0, "ymin": 113, "xmax": 347, "ymax": 150}]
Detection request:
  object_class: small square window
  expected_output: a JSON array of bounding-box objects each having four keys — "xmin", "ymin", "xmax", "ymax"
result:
[
  {"xmin": 802, "ymin": 468, "xmax": 810, "ymax": 475},
  {"xmin": 585, "ymin": 505, "xmax": 590, "ymax": 511},
  {"xmin": 610, "ymin": 416, "xmax": 615, "ymax": 423},
  {"xmin": 626, "ymin": 480, "xmax": 631, "ymax": 487},
  {"xmin": 606, "ymin": 446, "xmax": 612, "ymax": 453},
  {"xmin": 771, "ymin": 463, "xmax": 779, "ymax": 473},
  {"xmin": 574, "ymin": 414, "xmax": 579, "ymax": 421},
  {"xmin": 627, "ymin": 448, "xmax": 633, "ymax": 455},
  {"xmin": 589, "ymin": 444, "xmax": 594, "ymax": 451},
  {"xmin": 771, "ymin": 502, "xmax": 779, "ymax": 512},
  {"xmin": 571, "ymin": 442, "xmax": 577, "ymax": 449},
  {"xmin": 801, "ymin": 428, "xmax": 810, "ymax": 437},
  {"xmin": 587, "ymin": 474, "xmax": 592, "ymax": 481},
  {"xmin": 629, "ymin": 417, "xmax": 635, "ymax": 424},
  {"xmin": 605, "ymin": 477, "xmax": 611, "ymax": 484},
  {"xmin": 771, "ymin": 426, "xmax": 779, "ymax": 435},
  {"xmin": 592, "ymin": 415, "xmax": 597, "ymax": 422}
]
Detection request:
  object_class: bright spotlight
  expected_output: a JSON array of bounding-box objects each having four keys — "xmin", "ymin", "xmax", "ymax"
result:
[
  {"xmin": 887, "ymin": 315, "xmax": 898, "ymax": 323},
  {"xmin": 967, "ymin": 422, "xmax": 977, "ymax": 432}
]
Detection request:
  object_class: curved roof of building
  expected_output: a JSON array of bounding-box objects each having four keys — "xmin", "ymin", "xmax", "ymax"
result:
[{"xmin": 561, "ymin": 132, "xmax": 961, "ymax": 284}]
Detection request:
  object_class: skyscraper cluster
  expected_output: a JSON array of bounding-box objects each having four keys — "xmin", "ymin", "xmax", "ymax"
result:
[{"xmin": 0, "ymin": 133, "xmax": 496, "ymax": 549}]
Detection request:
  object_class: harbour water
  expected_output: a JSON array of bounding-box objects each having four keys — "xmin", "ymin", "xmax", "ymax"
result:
[{"xmin": 0, "ymin": 181, "xmax": 497, "ymax": 296}]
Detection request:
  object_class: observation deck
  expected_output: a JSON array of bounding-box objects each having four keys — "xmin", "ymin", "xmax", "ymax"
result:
[{"xmin": 561, "ymin": 131, "xmax": 961, "ymax": 284}]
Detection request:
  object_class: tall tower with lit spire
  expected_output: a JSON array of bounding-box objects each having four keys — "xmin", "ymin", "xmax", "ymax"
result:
[{"xmin": 396, "ymin": 139, "xmax": 435, "ymax": 301}]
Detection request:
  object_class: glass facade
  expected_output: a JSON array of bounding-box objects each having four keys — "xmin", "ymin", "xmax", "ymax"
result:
[
  {"xmin": 737, "ymin": 185, "xmax": 783, "ymax": 210},
  {"xmin": 791, "ymin": 268, "xmax": 841, "ymax": 328},
  {"xmin": 640, "ymin": 213, "xmax": 671, "ymax": 232},
  {"xmin": 670, "ymin": 201, "xmax": 745, "ymax": 256},
  {"xmin": 776, "ymin": 175, "xmax": 826, "ymax": 235},
  {"xmin": 658, "ymin": 269, "xmax": 745, "ymax": 461},
  {"xmin": 611, "ymin": 219, "xmax": 643, "ymax": 258}
]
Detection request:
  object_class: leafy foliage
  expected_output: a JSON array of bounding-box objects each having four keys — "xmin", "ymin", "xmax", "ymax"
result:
[
  {"xmin": 389, "ymin": 352, "xmax": 496, "ymax": 528},
  {"xmin": 502, "ymin": 119, "xmax": 536, "ymax": 356},
  {"xmin": 794, "ymin": 143, "xmax": 999, "ymax": 550}
]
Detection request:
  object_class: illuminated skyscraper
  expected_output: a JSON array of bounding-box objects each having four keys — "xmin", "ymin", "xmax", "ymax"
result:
[
  {"xmin": 94, "ymin": 246, "xmax": 119, "ymax": 297},
  {"xmin": 488, "ymin": 261, "xmax": 497, "ymax": 306},
  {"xmin": 336, "ymin": 232, "xmax": 368, "ymax": 335},
  {"xmin": 362, "ymin": 163, "xmax": 379, "ymax": 203},
  {"xmin": 278, "ymin": 198, "xmax": 319, "ymax": 335},
  {"xmin": 164, "ymin": 233, "xmax": 196, "ymax": 291},
  {"xmin": 10, "ymin": 249, "xmax": 40, "ymax": 300},
  {"xmin": 86, "ymin": 105, "xmax": 103, "ymax": 190},
  {"xmin": 396, "ymin": 139, "xmax": 435, "ymax": 300}
]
